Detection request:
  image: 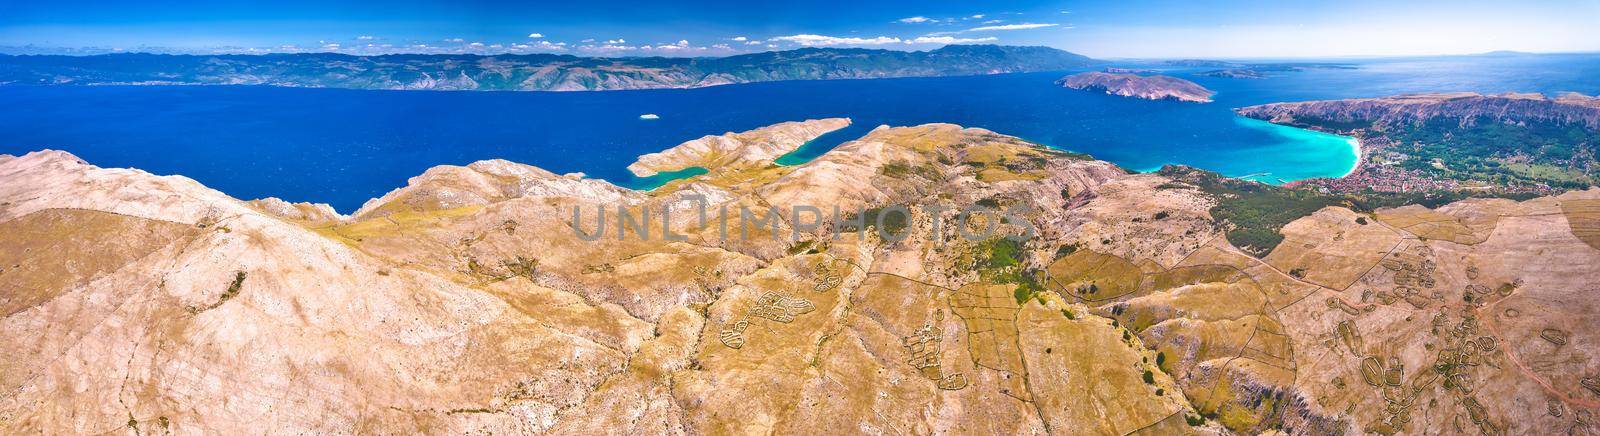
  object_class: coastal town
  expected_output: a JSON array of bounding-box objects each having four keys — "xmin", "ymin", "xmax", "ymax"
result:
[{"xmin": 1286, "ymin": 134, "xmax": 1559, "ymax": 195}]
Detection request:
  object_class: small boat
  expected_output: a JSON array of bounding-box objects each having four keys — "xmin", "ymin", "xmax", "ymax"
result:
[{"xmin": 638, "ymin": 114, "xmax": 660, "ymax": 120}]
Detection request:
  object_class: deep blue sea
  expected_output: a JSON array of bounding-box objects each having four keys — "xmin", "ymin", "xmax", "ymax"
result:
[{"xmin": 2, "ymin": 52, "xmax": 1598, "ymax": 212}]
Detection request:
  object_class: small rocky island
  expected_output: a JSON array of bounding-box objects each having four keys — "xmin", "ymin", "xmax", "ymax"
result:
[
  {"xmin": 1199, "ymin": 68, "xmax": 1268, "ymax": 79},
  {"xmin": 1056, "ymin": 72, "xmax": 1216, "ymax": 103}
]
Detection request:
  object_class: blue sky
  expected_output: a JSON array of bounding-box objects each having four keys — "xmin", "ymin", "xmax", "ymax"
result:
[{"xmin": 2, "ymin": 0, "xmax": 1598, "ymax": 58}]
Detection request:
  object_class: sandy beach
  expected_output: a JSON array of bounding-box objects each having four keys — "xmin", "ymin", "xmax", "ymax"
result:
[{"xmin": 1341, "ymin": 136, "xmax": 1364, "ymax": 178}]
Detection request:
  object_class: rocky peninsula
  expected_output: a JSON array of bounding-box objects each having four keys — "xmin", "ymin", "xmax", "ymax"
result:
[
  {"xmin": 1056, "ymin": 72, "xmax": 1216, "ymax": 103},
  {"xmin": 1199, "ymin": 68, "xmax": 1267, "ymax": 79}
]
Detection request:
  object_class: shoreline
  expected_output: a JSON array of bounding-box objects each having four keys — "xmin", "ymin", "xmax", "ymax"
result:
[{"xmin": 1341, "ymin": 136, "xmax": 1364, "ymax": 178}]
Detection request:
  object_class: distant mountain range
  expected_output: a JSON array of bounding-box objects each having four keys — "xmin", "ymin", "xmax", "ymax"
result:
[{"xmin": 0, "ymin": 45, "xmax": 1096, "ymax": 92}]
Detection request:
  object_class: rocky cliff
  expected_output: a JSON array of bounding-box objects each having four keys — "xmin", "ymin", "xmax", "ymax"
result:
[
  {"xmin": 0, "ymin": 45, "xmax": 1096, "ymax": 92},
  {"xmin": 3, "ymin": 121, "xmax": 1600, "ymax": 434},
  {"xmin": 1236, "ymin": 92, "xmax": 1600, "ymax": 131},
  {"xmin": 1056, "ymin": 72, "xmax": 1215, "ymax": 103}
]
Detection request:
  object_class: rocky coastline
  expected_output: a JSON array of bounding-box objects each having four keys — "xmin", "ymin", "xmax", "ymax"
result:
[{"xmin": 1057, "ymin": 72, "xmax": 1215, "ymax": 103}]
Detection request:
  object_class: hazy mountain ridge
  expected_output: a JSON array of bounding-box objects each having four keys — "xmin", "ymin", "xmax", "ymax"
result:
[{"xmin": 0, "ymin": 45, "xmax": 1096, "ymax": 91}]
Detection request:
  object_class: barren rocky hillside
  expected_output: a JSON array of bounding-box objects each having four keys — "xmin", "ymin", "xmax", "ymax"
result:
[{"xmin": 2, "ymin": 120, "xmax": 1599, "ymax": 434}]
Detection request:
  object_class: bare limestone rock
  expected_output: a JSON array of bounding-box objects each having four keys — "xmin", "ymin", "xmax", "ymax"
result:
[{"xmin": 3, "ymin": 122, "xmax": 1599, "ymax": 434}]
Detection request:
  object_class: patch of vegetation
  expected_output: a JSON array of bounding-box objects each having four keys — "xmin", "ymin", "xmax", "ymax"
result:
[
  {"xmin": 1061, "ymin": 309, "xmax": 1075, "ymax": 320},
  {"xmin": 980, "ymin": 238, "xmax": 1024, "ymax": 269},
  {"xmin": 503, "ymin": 256, "xmax": 538, "ymax": 279},
  {"xmin": 1159, "ymin": 167, "xmax": 1348, "ymax": 257},
  {"xmin": 1052, "ymin": 242, "xmax": 1082, "ymax": 260},
  {"xmin": 1158, "ymin": 165, "xmax": 1542, "ymax": 257},
  {"xmin": 975, "ymin": 195, "xmax": 1016, "ymax": 209},
  {"xmin": 187, "ymin": 271, "xmax": 247, "ymax": 314},
  {"xmin": 1384, "ymin": 118, "xmax": 1597, "ymax": 188},
  {"xmin": 1041, "ymin": 147, "xmax": 1094, "ymax": 161},
  {"xmin": 1186, "ymin": 414, "xmax": 1207, "ymax": 427},
  {"xmin": 879, "ymin": 161, "xmax": 943, "ymax": 181},
  {"xmin": 974, "ymin": 238, "xmax": 1044, "ymax": 304},
  {"xmin": 841, "ymin": 207, "xmax": 911, "ymax": 236},
  {"xmin": 1142, "ymin": 369, "xmax": 1156, "ymax": 384},
  {"xmin": 787, "ymin": 240, "xmax": 816, "ymax": 255},
  {"xmin": 1002, "ymin": 154, "xmax": 1054, "ymax": 173}
]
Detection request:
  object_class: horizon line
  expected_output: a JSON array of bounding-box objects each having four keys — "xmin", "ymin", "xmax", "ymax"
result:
[{"xmin": 3, "ymin": 44, "xmax": 1597, "ymax": 61}]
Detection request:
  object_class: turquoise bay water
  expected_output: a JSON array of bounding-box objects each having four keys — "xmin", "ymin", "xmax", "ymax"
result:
[
  {"xmin": 1, "ymin": 53, "xmax": 1596, "ymax": 212},
  {"xmin": 1228, "ymin": 117, "xmax": 1359, "ymax": 184},
  {"xmin": 774, "ymin": 127, "xmax": 862, "ymax": 166},
  {"xmin": 631, "ymin": 166, "xmax": 710, "ymax": 190}
]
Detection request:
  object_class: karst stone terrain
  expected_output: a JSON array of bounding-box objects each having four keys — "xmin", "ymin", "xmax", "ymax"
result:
[{"xmin": 2, "ymin": 120, "xmax": 1599, "ymax": 434}]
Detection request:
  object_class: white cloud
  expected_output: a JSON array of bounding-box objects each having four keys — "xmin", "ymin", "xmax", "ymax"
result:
[
  {"xmin": 579, "ymin": 38, "xmax": 722, "ymax": 54},
  {"xmin": 587, "ymin": 44, "xmax": 637, "ymax": 52},
  {"xmin": 509, "ymin": 40, "xmax": 569, "ymax": 52},
  {"xmin": 581, "ymin": 38, "xmax": 595, "ymax": 43},
  {"xmin": 356, "ymin": 35, "xmax": 376, "ymax": 40},
  {"xmin": 969, "ymin": 14, "xmax": 986, "ymax": 19},
  {"xmin": 771, "ymin": 34, "xmax": 902, "ymax": 46},
  {"xmin": 648, "ymin": 40, "xmax": 693, "ymax": 51},
  {"xmin": 469, "ymin": 42, "xmax": 485, "ymax": 47},
  {"xmin": 444, "ymin": 37, "xmax": 465, "ymax": 43},
  {"xmin": 732, "ymin": 36, "xmax": 748, "ymax": 41},
  {"xmin": 605, "ymin": 39, "xmax": 626, "ymax": 44},
  {"xmin": 966, "ymin": 23, "xmax": 1058, "ymax": 32},
  {"xmin": 322, "ymin": 43, "xmax": 341, "ymax": 49},
  {"xmin": 983, "ymin": 19, "xmax": 1003, "ymax": 24},
  {"xmin": 908, "ymin": 36, "xmax": 998, "ymax": 44},
  {"xmin": 745, "ymin": 40, "xmax": 762, "ymax": 45},
  {"xmin": 528, "ymin": 33, "xmax": 544, "ymax": 38},
  {"xmin": 898, "ymin": 16, "xmax": 932, "ymax": 24}
]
